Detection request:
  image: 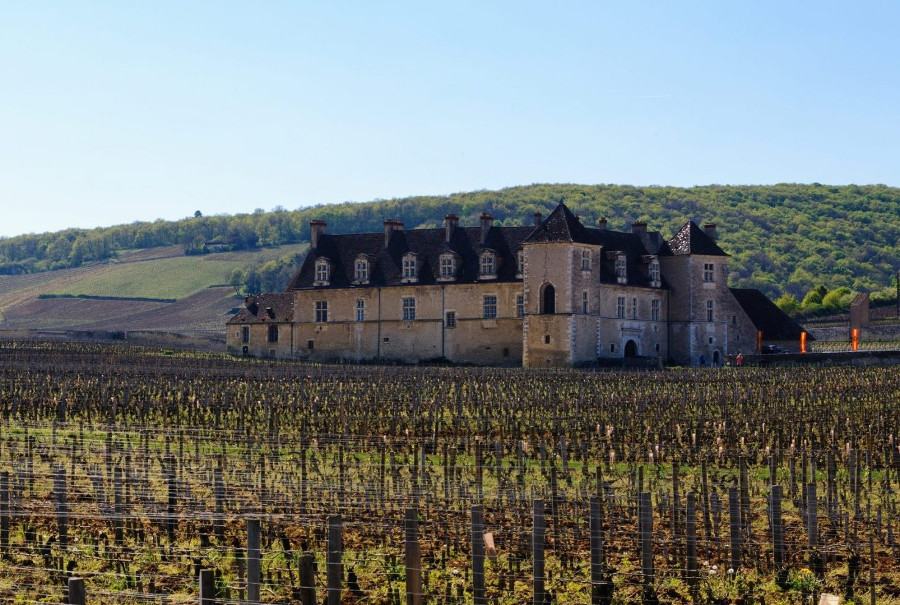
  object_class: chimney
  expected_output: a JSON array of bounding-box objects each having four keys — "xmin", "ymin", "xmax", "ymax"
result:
[
  {"xmin": 245, "ymin": 295, "xmax": 258, "ymax": 313},
  {"xmin": 598, "ymin": 217, "xmax": 607, "ymax": 231},
  {"xmin": 384, "ymin": 219, "xmax": 404, "ymax": 248},
  {"xmin": 704, "ymin": 223, "xmax": 717, "ymax": 240},
  {"xmin": 533, "ymin": 212, "xmax": 542, "ymax": 226},
  {"xmin": 480, "ymin": 212, "xmax": 494, "ymax": 246},
  {"xmin": 444, "ymin": 214, "xmax": 459, "ymax": 243},
  {"xmin": 631, "ymin": 221, "xmax": 647, "ymax": 237},
  {"xmin": 309, "ymin": 220, "xmax": 327, "ymax": 249}
]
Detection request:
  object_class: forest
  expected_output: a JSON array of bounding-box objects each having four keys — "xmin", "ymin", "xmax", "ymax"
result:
[{"xmin": 1, "ymin": 183, "xmax": 898, "ymax": 307}]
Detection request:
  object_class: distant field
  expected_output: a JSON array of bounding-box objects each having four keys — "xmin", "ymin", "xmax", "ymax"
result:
[{"xmin": 0, "ymin": 244, "xmax": 305, "ymax": 332}]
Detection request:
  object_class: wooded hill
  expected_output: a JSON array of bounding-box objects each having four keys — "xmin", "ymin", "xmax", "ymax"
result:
[{"xmin": 2, "ymin": 183, "xmax": 898, "ymax": 305}]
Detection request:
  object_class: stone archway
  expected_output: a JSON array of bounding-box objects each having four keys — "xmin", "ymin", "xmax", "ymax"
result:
[{"xmin": 624, "ymin": 339, "xmax": 638, "ymax": 357}]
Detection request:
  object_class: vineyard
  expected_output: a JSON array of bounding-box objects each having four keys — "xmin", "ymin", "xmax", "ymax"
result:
[{"xmin": 0, "ymin": 342, "xmax": 899, "ymax": 604}]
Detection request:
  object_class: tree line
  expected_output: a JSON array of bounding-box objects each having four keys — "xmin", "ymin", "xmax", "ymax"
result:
[{"xmin": 1, "ymin": 183, "xmax": 898, "ymax": 307}]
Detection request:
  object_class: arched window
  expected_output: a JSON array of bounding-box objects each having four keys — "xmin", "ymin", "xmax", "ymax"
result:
[{"xmin": 541, "ymin": 283, "xmax": 556, "ymax": 314}]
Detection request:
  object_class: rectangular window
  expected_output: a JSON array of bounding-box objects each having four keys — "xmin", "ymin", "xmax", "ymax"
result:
[
  {"xmin": 445, "ymin": 311, "xmax": 456, "ymax": 328},
  {"xmin": 356, "ymin": 299, "xmax": 365, "ymax": 322},
  {"xmin": 651, "ymin": 299, "xmax": 660, "ymax": 321},
  {"xmin": 615, "ymin": 255, "xmax": 627, "ymax": 282},
  {"xmin": 582, "ymin": 291, "xmax": 589, "ymax": 314},
  {"xmin": 403, "ymin": 257, "xmax": 416, "ymax": 279},
  {"xmin": 616, "ymin": 296, "xmax": 625, "ymax": 319},
  {"xmin": 517, "ymin": 250, "xmax": 525, "ymax": 275},
  {"xmin": 440, "ymin": 256, "xmax": 455, "ymax": 277},
  {"xmin": 355, "ymin": 260, "xmax": 368, "ymax": 282},
  {"xmin": 480, "ymin": 254, "xmax": 495, "ymax": 276},
  {"xmin": 630, "ymin": 297, "xmax": 638, "ymax": 319},
  {"xmin": 315, "ymin": 301, "xmax": 328, "ymax": 323},
  {"xmin": 581, "ymin": 250, "xmax": 591, "ymax": 271},
  {"xmin": 706, "ymin": 299, "xmax": 714, "ymax": 322},
  {"xmin": 649, "ymin": 260, "xmax": 660, "ymax": 284},
  {"xmin": 516, "ymin": 294, "xmax": 525, "ymax": 318},
  {"xmin": 241, "ymin": 326, "xmax": 250, "ymax": 344},
  {"xmin": 732, "ymin": 314, "xmax": 737, "ymax": 325},
  {"xmin": 703, "ymin": 263, "xmax": 715, "ymax": 282},
  {"xmin": 267, "ymin": 324, "xmax": 278, "ymax": 343},
  {"xmin": 307, "ymin": 339, "xmax": 314, "ymax": 350},
  {"xmin": 483, "ymin": 295, "xmax": 498, "ymax": 319},
  {"xmin": 402, "ymin": 297, "xmax": 416, "ymax": 321}
]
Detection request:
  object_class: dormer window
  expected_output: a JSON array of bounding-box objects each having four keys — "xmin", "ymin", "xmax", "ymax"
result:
[
  {"xmin": 354, "ymin": 257, "xmax": 369, "ymax": 284},
  {"xmin": 401, "ymin": 253, "xmax": 418, "ymax": 283},
  {"xmin": 438, "ymin": 253, "xmax": 456, "ymax": 281},
  {"xmin": 615, "ymin": 254, "xmax": 627, "ymax": 285},
  {"xmin": 314, "ymin": 258, "xmax": 331, "ymax": 286},
  {"xmin": 479, "ymin": 251, "xmax": 496, "ymax": 279},
  {"xmin": 516, "ymin": 250, "xmax": 525, "ymax": 277},
  {"xmin": 649, "ymin": 258, "xmax": 661, "ymax": 288},
  {"xmin": 581, "ymin": 249, "xmax": 591, "ymax": 271}
]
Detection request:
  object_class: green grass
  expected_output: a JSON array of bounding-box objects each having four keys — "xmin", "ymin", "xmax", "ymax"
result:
[{"xmin": 49, "ymin": 256, "xmax": 236, "ymax": 300}]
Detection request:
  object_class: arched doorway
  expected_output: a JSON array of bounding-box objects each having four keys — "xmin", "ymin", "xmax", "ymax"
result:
[
  {"xmin": 541, "ymin": 283, "xmax": 556, "ymax": 314},
  {"xmin": 624, "ymin": 340, "xmax": 638, "ymax": 357}
]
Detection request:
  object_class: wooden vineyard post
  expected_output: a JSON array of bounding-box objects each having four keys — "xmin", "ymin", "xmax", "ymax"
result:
[
  {"xmin": 406, "ymin": 508, "xmax": 422, "ymax": 605},
  {"xmin": 214, "ymin": 462, "xmax": 225, "ymax": 544},
  {"xmin": 533, "ymin": 499, "xmax": 545, "ymax": 605},
  {"xmin": 590, "ymin": 496, "xmax": 611, "ymax": 603},
  {"xmin": 299, "ymin": 553, "xmax": 316, "ymax": 605},
  {"xmin": 0, "ymin": 471, "xmax": 8, "ymax": 557},
  {"xmin": 199, "ymin": 569, "xmax": 215, "ymax": 605},
  {"xmin": 869, "ymin": 535, "xmax": 876, "ymax": 605},
  {"xmin": 807, "ymin": 482, "xmax": 822, "ymax": 577},
  {"xmin": 327, "ymin": 514, "xmax": 343, "ymax": 605},
  {"xmin": 472, "ymin": 505, "xmax": 486, "ymax": 605},
  {"xmin": 113, "ymin": 466, "xmax": 123, "ymax": 546},
  {"xmin": 54, "ymin": 466, "xmax": 68, "ymax": 553},
  {"xmin": 67, "ymin": 577, "xmax": 85, "ymax": 605},
  {"xmin": 639, "ymin": 492, "xmax": 656, "ymax": 604},
  {"xmin": 771, "ymin": 485, "xmax": 786, "ymax": 585},
  {"xmin": 728, "ymin": 486, "xmax": 741, "ymax": 572},
  {"xmin": 685, "ymin": 492, "xmax": 698, "ymax": 586},
  {"xmin": 247, "ymin": 519, "xmax": 261, "ymax": 603}
]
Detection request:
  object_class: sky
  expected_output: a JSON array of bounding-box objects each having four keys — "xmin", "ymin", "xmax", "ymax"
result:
[{"xmin": 1, "ymin": 1, "xmax": 898, "ymax": 238}]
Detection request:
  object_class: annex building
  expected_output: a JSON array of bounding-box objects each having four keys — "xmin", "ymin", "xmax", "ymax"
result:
[{"xmin": 226, "ymin": 203, "xmax": 803, "ymax": 367}]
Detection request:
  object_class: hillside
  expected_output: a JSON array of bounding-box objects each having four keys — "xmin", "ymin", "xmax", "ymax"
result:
[
  {"xmin": 1, "ymin": 183, "xmax": 898, "ymax": 305},
  {"xmin": 0, "ymin": 244, "xmax": 305, "ymax": 333}
]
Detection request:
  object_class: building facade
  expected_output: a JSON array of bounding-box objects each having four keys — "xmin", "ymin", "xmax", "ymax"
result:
[{"xmin": 227, "ymin": 203, "xmax": 802, "ymax": 367}]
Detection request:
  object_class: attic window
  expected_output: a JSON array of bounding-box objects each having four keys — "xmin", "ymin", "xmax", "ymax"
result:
[
  {"xmin": 439, "ymin": 253, "xmax": 456, "ymax": 280},
  {"xmin": 649, "ymin": 258, "xmax": 661, "ymax": 287},
  {"xmin": 401, "ymin": 253, "xmax": 418, "ymax": 282},
  {"xmin": 314, "ymin": 259, "xmax": 331, "ymax": 286},
  {"xmin": 615, "ymin": 254, "xmax": 627, "ymax": 284},
  {"xmin": 479, "ymin": 251, "xmax": 496, "ymax": 279},
  {"xmin": 354, "ymin": 257, "xmax": 369, "ymax": 283}
]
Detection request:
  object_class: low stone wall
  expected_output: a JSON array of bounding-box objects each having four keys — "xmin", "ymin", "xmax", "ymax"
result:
[
  {"xmin": 0, "ymin": 329, "xmax": 225, "ymax": 352},
  {"xmin": 748, "ymin": 349, "xmax": 900, "ymax": 367},
  {"xmin": 808, "ymin": 324, "xmax": 900, "ymax": 342}
]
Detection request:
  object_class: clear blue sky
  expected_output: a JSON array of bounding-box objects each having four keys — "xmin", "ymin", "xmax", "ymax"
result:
[{"xmin": 1, "ymin": 1, "xmax": 897, "ymax": 238}]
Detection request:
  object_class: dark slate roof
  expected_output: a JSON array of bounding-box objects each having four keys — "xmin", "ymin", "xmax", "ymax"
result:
[
  {"xmin": 524, "ymin": 203, "xmax": 593, "ymax": 244},
  {"xmin": 226, "ymin": 292, "xmax": 294, "ymax": 325},
  {"xmin": 729, "ymin": 288, "xmax": 809, "ymax": 341},
  {"xmin": 289, "ymin": 224, "xmax": 536, "ymax": 289},
  {"xmin": 667, "ymin": 222, "xmax": 728, "ymax": 256}
]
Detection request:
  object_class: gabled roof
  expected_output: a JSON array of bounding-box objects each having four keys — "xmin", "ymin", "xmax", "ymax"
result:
[
  {"xmin": 289, "ymin": 225, "xmax": 535, "ymax": 289},
  {"xmin": 667, "ymin": 222, "xmax": 728, "ymax": 256},
  {"xmin": 729, "ymin": 288, "xmax": 809, "ymax": 341},
  {"xmin": 227, "ymin": 292, "xmax": 294, "ymax": 325}
]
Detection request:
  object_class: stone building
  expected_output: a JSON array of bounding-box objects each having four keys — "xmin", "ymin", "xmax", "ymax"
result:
[{"xmin": 227, "ymin": 203, "xmax": 803, "ymax": 367}]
